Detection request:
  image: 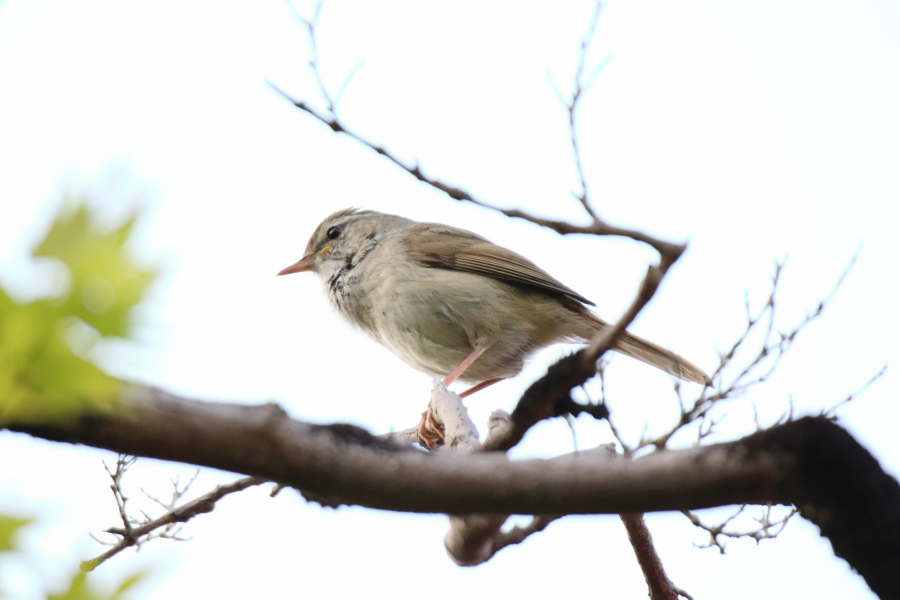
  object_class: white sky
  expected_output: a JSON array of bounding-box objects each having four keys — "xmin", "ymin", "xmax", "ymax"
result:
[{"xmin": 0, "ymin": 0, "xmax": 898, "ymax": 598}]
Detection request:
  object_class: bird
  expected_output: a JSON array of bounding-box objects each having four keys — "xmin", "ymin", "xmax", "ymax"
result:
[{"xmin": 278, "ymin": 208, "xmax": 709, "ymax": 396}]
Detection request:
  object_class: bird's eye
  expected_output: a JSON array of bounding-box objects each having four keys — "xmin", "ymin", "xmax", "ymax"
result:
[{"xmin": 326, "ymin": 225, "xmax": 342, "ymax": 240}]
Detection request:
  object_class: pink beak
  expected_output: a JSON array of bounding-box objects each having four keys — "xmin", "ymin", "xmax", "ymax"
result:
[{"xmin": 277, "ymin": 254, "xmax": 316, "ymax": 276}]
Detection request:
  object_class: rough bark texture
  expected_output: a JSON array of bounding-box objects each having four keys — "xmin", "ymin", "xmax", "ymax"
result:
[
  {"xmin": 749, "ymin": 418, "xmax": 900, "ymax": 600},
  {"xmin": 5, "ymin": 386, "xmax": 899, "ymax": 597}
]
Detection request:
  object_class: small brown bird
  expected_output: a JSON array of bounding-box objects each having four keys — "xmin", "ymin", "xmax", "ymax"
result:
[{"xmin": 279, "ymin": 208, "xmax": 708, "ymax": 395}]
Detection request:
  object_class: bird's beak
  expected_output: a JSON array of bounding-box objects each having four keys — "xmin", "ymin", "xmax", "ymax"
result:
[{"xmin": 277, "ymin": 254, "xmax": 316, "ymax": 276}]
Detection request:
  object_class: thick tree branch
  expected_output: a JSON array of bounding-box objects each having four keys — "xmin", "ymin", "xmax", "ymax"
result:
[
  {"xmin": 5, "ymin": 387, "xmax": 900, "ymax": 597},
  {"xmin": 422, "ymin": 383, "xmax": 609, "ymax": 566},
  {"xmin": 5, "ymin": 386, "xmax": 781, "ymax": 513},
  {"xmin": 426, "ymin": 384, "xmax": 537, "ymax": 566}
]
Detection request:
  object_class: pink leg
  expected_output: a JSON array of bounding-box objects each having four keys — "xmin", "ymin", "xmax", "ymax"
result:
[
  {"xmin": 460, "ymin": 378, "xmax": 505, "ymax": 398},
  {"xmin": 418, "ymin": 344, "xmax": 492, "ymax": 450},
  {"xmin": 442, "ymin": 345, "xmax": 489, "ymax": 386}
]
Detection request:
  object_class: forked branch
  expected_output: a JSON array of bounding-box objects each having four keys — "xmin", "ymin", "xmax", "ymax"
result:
[{"xmin": 82, "ymin": 458, "xmax": 266, "ymax": 571}]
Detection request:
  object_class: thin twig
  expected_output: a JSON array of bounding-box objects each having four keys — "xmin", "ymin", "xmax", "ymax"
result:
[
  {"xmin": 682, "ymin": 504, "xmax": 799, "ymax": 554},
  {"xmin": 267, "ymin": 83, "xmax": 684, "ymax": 258},
  {"xmin": 101, "ymin": 455, "xmax": 138, "ymax": 540},
  {"xmin": 286, "ymin": 0, "xmax": 337, "ymax": 111},
  {"xmin": 620, "ymin": 253, "xmax": 858, "ymax": 453},
  {"xmin": 563, "ymin": 0, "xmax": 605, "ymax": 220},
  {"xmin": 82, "ymin": 476, "xmax": 267, "ymax": 571},
  {"xmin": 821, "ymin": 365, "xmax": 887, "ymax": 418},
  {"xmin": 478, "ymin": 245, "xmax": 680, "ymax": 454}
]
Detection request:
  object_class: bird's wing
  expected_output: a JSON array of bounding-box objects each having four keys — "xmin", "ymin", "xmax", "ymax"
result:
[{"xmin": 404, "ymin": 224, "xmax": 595, "ymax": 306}]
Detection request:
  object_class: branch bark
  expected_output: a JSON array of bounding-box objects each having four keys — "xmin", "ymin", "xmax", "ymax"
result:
[
  {"xmin": 621, "ymin": 513, "xmax": 691, "ymax": 600},
  {"xmin": 5, "ymin": 385, "xmax": 899, "ymax": 597}
]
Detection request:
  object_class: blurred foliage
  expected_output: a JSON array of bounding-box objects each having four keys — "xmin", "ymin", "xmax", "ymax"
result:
[
  {"xmin": 0, "ymin": 515, "xmax": 143, "ymax": 599},
  {"xmin": 47, "ymin": 571, "xmax": 143, "ymax": 600},
  {"xmin": 0, "ymin": 201, "xmax": 152, "ymax": 597},
  {"xmin": 0, "ymin": 202, "xmax": 156, "ymax": 422},
  {"xmin": 0, "ymin": 516, "xmax": 32, "ymax": 553}
]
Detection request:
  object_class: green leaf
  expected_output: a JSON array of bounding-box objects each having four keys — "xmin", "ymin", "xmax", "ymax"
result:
[
  {"xmin": 48, "ymin": 571, "xmax": 95, "ymax": 600},
  {"xmin": 33, "ymin": 203, "xmax": 157, "ymax": 338},
  {"xmin": 47, "ymin": 570, "xmax": 145, "ymax": 600},
  {"xmin": 110, "ymin": 572, "xmax": 145, "ymax": 599},
  {"xmin": 0, "ymin": 515, "xmax": 32, "ymax": 552},
  {"xmin": 0, "ymin": 201, "xmax": 155, "ymax": 423}
]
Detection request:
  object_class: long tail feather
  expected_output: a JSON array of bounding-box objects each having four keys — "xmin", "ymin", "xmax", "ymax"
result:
[
  {"xmin": 567, "ymin": 302, "xmax": 712, "ymax": 386},
  {"xmin": 612, "ymin": 330, "xmax": 711, "ymax": 386},
  {"xmin": 569, "ymin": 307, "xmax": 710, "ymax": 385}
]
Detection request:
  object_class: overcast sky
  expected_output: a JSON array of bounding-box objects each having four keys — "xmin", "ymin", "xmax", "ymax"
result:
[{"xmin": 1, "ymin": 1, "xmax": 898, "ymax": 598}]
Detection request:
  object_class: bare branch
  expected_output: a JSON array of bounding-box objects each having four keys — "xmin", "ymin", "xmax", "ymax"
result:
[
  {"xmin": 619, "ymin": 254, "xmax": 859, "ymax": 454},
  {"xmin": 682, "ymin": 504, "xmax": 799, "ymax": 554},
  {"xmin": 142, "ymin": 470, "xmax": 200, "ymax": 512},
  {"xmin": 101, "ymin": 455, "xmax": 138, "ymax": 541},
  {"xmin": 81, "ymin": 464, "xmax": 266, "ymax": 571},
  {"xmin": 561, "ymin": 0, "xmax": 605, "ymax": 220},
  {"xmin": 286, "ymin": 0, "xmax": 337, "ymax": 111},
  {"xmin": 267, "ymin": 84, "xmax": 685, "ymax": 258},
  {"xmin": 274, "ymin": 1, "xmax": 691, "ymax": 257},
  {"xmin": 481, "ymin": 256, "xmax": 680, "ymax": 454},
  {"xmin": 821, "ymin": 365, "xmax": 887, "ymax": 418},
  {"xmin": 621, "ymin": 513, "xmax": 692, "ymax": 600}
]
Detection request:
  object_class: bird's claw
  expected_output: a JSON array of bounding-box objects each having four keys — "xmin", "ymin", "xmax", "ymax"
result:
[{"xmin": 417, "ymin": 404, "xmax": 445, "ymax": 449}]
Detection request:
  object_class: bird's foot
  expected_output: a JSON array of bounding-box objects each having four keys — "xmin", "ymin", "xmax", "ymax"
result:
[{"xmin": 417, "ymin": 403, "xmax": 445, "ymax": 450}]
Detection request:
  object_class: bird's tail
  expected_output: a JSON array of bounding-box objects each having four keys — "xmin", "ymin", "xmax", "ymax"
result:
[
  {"xmin": 611, "ymin": 329, "xmax": 711, "ymax": 386},
  {"xmin": 572, "ymin": 309, "xmax": 711, "ymax": 385}
]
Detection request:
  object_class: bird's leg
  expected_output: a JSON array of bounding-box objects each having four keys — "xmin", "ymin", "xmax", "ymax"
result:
[
  {"xmin": 460, "ymin": 378, "xmax": 504, "ymax": 398},
  {"xmin": 443, "ymin": 345, "xmax": 489, "ymax": 386},
  {"xmin": 419, "ymin": 345, "xmax": 491, "ymax": 449}
]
